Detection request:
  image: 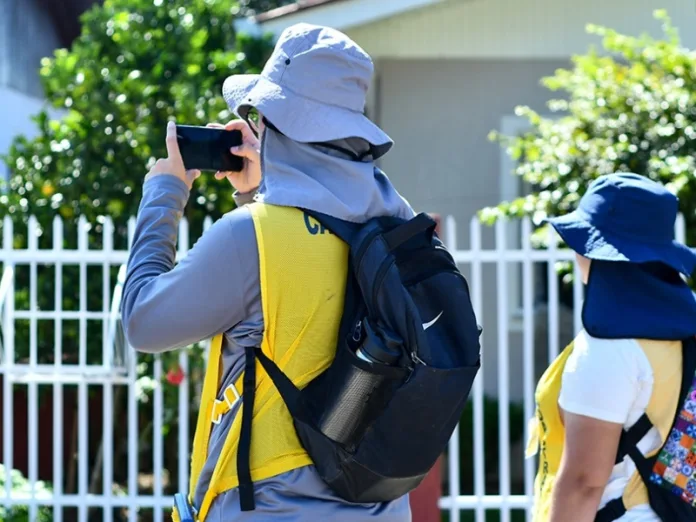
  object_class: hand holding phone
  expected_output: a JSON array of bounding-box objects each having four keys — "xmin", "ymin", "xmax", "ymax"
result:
[
  {"xmin": 205, "ymin": 120, "xmax": 262, "ymax": 194},
  {"xmin": 145, "ymin": 121, "xmax": 202, "ymax": 190},
  {"xmin": 176, "ymin": 125, "xmax": 245, "ymax": 172}
]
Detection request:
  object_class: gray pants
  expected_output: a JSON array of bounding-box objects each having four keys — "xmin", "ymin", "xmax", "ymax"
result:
[{"xmin": 204, "ymin": 466, "xmax": 412, "ymax": 521}]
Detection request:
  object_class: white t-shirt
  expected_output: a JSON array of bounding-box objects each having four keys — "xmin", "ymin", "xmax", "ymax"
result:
[{"xmin": 558, "ymin": 330, "xmax": 661, "ymax": 521}]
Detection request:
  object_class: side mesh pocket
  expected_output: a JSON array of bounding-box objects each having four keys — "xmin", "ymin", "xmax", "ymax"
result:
[
  {"xmin": 306, "ymin": 337, "xmax": 410, "ymax": 451},
  {"xmin": 356, "ymin": 361, "xmax": 480, "ymax": 478}
]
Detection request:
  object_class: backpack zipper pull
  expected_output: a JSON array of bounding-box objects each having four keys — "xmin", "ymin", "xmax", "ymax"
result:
[
  {"xmin": 411, "ymin": 351, "xmax": 426, "ymax": 366},
  {"xmin": 352, "ymin": 320, "xmax": 363, "ymax": 342}
]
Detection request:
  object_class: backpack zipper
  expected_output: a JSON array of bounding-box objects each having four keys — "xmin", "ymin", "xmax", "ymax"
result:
[
  {"xmin": 354, "ymin": 227, "xmax": 383, "ymax": 275},
  {"xmin": 371, "ymin": 256, "xmax": 425, "ymax": 369},
  {"xmin": 371, "ymin": 257, "xmax": 395, "ymax": 308}
]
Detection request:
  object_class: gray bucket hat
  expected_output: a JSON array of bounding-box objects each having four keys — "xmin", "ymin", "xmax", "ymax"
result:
[{"xmin": 222, "ymin": 23, "xmax": 393, "ymax": 159}]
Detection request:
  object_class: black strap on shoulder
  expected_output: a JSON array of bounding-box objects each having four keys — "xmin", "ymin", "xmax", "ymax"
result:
[
  {"xmin": 382, "ymin": 213, "xmax": 436, "ymax": 251},
  {"xmin": 679, "ymin": 337, "xmax": 696, "ymax": 408},
  {"xmin": 302, "ymin": 209, "xmax": 360, "ymax": 245},
  {"xmin": 255, "ymin": 349, "xmax": 304, "ymax": 419},
  {"xmin": 236, "ymin": 348, "xmax": 310, "ymax": 512},
  {"xmin": 615, "ymin": 413, "xmax": 653, "ymax": 464},
  {"xmin": 594, "ymin": 497, "xmax": 627, "ymax": 522},
  {"xmin": 237, "ymin": 346, "xmax": 257, "ymax": 512}
]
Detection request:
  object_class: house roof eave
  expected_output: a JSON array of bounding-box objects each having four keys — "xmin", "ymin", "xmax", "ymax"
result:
[{"xmin": 235, "ymin": 0, "xmax": 445, "ymax": 37}]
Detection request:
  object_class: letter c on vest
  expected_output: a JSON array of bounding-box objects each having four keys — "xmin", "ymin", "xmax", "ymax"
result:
[{"xmin": 304, "ymin": 212, "xmax": 320, "ymax": 235}]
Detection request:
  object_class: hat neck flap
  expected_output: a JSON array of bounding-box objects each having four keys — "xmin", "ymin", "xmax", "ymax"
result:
[
  {"xmin": 582, "ymin": 260, "xmax": 696, "ymax": 340},
  {"xmin": 255, "ymin": 128, "xmax": 414, "ymax": 224}
]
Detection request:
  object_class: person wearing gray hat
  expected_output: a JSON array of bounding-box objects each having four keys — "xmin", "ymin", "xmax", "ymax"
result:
[{"xmin": 122, "ymin": 23, "xmax": 413, "ymax": 521}]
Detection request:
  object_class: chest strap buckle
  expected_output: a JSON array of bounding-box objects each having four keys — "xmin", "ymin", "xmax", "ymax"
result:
[{"xmin": 211, "ymin": 383, "xmax": 242, "ymax": 425}]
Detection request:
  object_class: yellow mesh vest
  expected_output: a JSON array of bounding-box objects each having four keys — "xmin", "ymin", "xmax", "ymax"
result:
[
  {"xmin": 188, "ymin": 203, "xmax": 349, "ymax": 521},
  {"xmin": 528, "ymin": 335, "xmax": 682, "ymax": 521}
]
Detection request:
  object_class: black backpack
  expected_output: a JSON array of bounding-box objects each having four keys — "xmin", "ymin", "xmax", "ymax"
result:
[
  {"xmin": 595, "ymin": 336, "xmax": 696, "ymax": 522},
  {"xmin": 235, "ymin": 210, "xmax": 482, "ymax": 511}
]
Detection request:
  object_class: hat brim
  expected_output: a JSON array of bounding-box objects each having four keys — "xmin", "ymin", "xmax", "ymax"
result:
[
  {"xmin": 545, "ymin": 210, "xmax": 696, "ymax": 277},
  {"xmin": 222, "ymin": 74, "xmax": 393, "ymax": 160}
]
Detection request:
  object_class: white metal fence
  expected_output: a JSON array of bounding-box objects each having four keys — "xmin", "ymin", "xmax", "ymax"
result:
[{"xmin": 0, "ymin": 212, "xmax": 686, "ymax": 522}]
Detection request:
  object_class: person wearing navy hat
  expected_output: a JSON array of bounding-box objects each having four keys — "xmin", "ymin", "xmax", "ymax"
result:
[{"xmin": 527, "ymin": 173, "xmax": 696, "ymax": 522}]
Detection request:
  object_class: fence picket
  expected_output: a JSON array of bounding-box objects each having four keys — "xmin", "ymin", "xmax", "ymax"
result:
[
  {"xmin": 546, "ymin": 225, "xmax": 560, "ymax": 364},
  {"xmin": 2, "ymin": 215, "xmax": 14, "ymax": 505},
  {"xmin": 52, "ymin": 215, "xmax": 64, "ymax": 522},
  {"xmin": 495, "ymin": 218, "xmax": 511, "ymax": 522},
  {"xmin": 177, "ymin": 218, "xmax": 191, "ymax": 497},
  {"xmin": 445, "ymin": 216, "xmax": 461, "ymax": 522},
  {"xmin": 77, "ymin": 215, "xmax": 89, "ymax": 522},
  {"xmin": 103, "ymin": 216, "xmax": 115, "ymax": 522},
  {"xmin": 27, "ymin": 215, "xmax": 39, "ymax": 521},
  {"xmin": 521, "ymin": 217, "xmax": 535, "ymax": 521},
  {"xmin": 154, "ymin": 352, "xmax": 164, "ymax": 522},
  {"xmin": 470, "ymin": 216, "xmax": 486, "ymax": 522}
]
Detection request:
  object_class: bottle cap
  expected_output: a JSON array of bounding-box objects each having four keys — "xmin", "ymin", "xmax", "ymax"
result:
[{"xmin": 361, "ymin": 319, "xmax": 402, "ymax": 365}]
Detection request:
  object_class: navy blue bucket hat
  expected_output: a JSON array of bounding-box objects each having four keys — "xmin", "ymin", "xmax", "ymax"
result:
[{"xmin": 545, "ymin": 172, "xmax": 696, "ymax": 278}]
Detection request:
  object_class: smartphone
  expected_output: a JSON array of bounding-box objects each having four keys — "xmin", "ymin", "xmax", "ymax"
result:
[{"xmin": 176, "ymin": 125, "xmax": 244, "ymax": 172}]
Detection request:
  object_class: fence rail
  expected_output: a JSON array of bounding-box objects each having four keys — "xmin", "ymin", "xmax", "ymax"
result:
[{"xmin": 0, "ymin": 212, "xmax": 687, "ymax": 522}]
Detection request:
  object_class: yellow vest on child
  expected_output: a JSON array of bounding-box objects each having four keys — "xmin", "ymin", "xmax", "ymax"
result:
[
  {"xmin": 528, "ymin": 334, "xmax": 682, "ymax": 521},
  {"xmin": 187, "ymin": 203, "xmax": 349, "ymax": 521}
]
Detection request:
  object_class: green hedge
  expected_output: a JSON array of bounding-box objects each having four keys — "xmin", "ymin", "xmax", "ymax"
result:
[
  {"xmin": 0, "ymin": 465, "xmax": 53, "ymax": 522},
  {"xmin": 457, "ymin": 397, "xmax": 527, "ymax": 494}
]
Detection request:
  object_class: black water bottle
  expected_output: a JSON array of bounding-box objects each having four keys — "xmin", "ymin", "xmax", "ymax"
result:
[{"xmin": 316, "ymin": 318, "xmax": 405, "ymax": 447}]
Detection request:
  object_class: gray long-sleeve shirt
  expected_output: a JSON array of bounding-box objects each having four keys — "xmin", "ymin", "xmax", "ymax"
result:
[
  {"xmin": 121, "ymin": 174, "xmax": 411, "ymax": 521},
  {"xmin": 122, "ymin": 176, "xmax": 262, "ymax": 354}
]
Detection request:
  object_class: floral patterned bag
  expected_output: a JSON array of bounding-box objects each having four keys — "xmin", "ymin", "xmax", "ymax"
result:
[{"xmin": 649, "ymin": 373, "xmax": 696, "ymax": 506}]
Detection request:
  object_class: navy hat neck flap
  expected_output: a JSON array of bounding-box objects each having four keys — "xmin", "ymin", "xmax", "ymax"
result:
[{"xmin": 582, "ymin": 260, "xmax": 696, "ymax": 341}]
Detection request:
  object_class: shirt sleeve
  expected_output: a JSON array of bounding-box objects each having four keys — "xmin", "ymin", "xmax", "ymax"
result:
[
  {"xmin": 558, "ymin": 333, "xmax": 648, "ymax": 425},
  {"xmin": 120, "ymin": 175, "xmax": 259, "ymax": 353}
]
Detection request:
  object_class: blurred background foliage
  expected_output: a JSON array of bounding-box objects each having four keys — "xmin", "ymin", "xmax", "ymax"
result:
[
  {"xmin": 0, "ymin": 0, "xmax": 275, "ymax": 501},
  {"xmin": 483, "ymin": 10, "xmax": 696, "ymax": 255}
]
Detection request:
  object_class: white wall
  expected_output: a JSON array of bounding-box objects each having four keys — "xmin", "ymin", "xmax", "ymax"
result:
[
  {"xmin": 0, "ymin": 0, "xmax": 64, "ymax": 181},
  {"xmin": 0, "ymin": 0, "xmax": 62, "ymax": 98},
  {"xmin": 346, "ymin": 0, "xmax": 696, "ymax": 59},
  {"xmin": 0, "ymin": 87, "xmax": 63, "ymax": 181}
]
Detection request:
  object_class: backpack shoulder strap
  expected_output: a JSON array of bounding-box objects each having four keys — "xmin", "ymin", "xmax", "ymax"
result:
[
  {"xmin": 302, "ymin": 209, "xmax": 360, "ymax": 244},
  {"xmin": 614, "ymin": 413, "xmax": 654, "ymax": 465},
  {"xmin": 381, "ymin": 213, "xmax": 436, "ymax": 251},
  {"xmin": 237, "ymin": 347, "xmax": 257, "ymax": 511},
  {"xmin": 303, "ymin": 209, "xmax": 437, "ymax": 253}
]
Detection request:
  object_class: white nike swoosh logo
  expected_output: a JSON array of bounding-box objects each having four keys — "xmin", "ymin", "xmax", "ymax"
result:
[{"xmin": 423, "ymin": 311, "xmax": 443, "ymax": 330}]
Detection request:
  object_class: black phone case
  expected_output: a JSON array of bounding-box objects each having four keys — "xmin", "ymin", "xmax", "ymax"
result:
[{"xmin": 176, "ymin": 125, "xmax": 244, "ymax": 172}]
